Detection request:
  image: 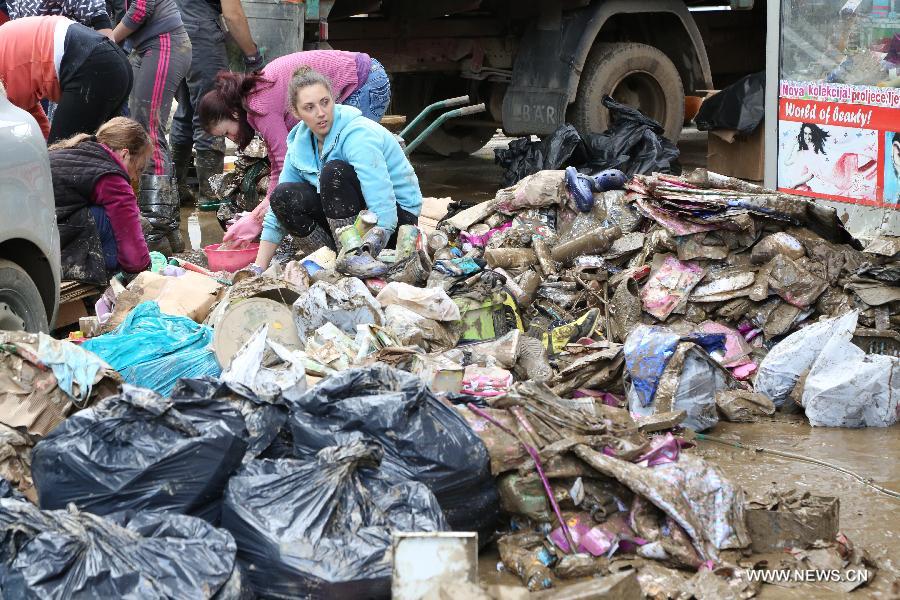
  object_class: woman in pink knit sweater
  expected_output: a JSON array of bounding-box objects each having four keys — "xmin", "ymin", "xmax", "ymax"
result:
[{"xmin": 197, "ymin": 50, "xmax": 390, "ymax": 245}]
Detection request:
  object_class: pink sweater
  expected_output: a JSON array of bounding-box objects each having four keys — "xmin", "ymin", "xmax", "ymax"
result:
[
  {"xmin": 92, "ymin": 146, "xmax": 151, "ymax": 273},
  {"xmin": 245, "ymin": 50, "xmax": 370, "ymax": 197}
]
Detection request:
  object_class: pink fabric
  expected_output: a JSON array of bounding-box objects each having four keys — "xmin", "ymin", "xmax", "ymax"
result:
[
  {"xmin": 149, "ymin": 32, "xmax": 171, "ymax": 175},
  {"xmin": 91, "ymin": 147, "xmax": 151, "ymax": 273},
  {"xmin": 245, "ymin": 51, "xmax": 367, "ymax": 198},
  {"xmin": 635, "ymin": 433, "xmax": 691, "ymax": 467}
]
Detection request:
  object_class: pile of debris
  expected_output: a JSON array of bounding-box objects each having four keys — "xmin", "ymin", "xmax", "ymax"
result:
[{"xmin": 0, "ymin": 162, "xmax": 896, "ymax": 597}]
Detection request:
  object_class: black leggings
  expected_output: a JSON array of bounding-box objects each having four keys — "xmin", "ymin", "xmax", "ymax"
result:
[
  {"xmin": 49, "ymin": 41, "xmax": 133, "ymax": 144},
  {"xmin": 270, "ymin": 160, "xmax": 417, "ymax": 245}
]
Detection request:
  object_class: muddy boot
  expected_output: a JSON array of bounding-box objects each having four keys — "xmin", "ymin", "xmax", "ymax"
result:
[
  {"xmin": 166, "ymin": 176, "xmax": 186, "ymax": 254},
  {"xmin": 195, "ymin": 149, "xmax": 225, "ymax": 208},
  {"xmin": 295, "ymin": 223, "xmax": 335, "ymax": 256},
  {"xmin": 171, "ymin": 143, "xmax": 195, "ymax": 206},
  {"xmin": 138, "ymin": 174, "xmax": 179, "ymax": 255},
  {"xmin": 325, "ymin": 216, "xmax": 357, "ymax": 246}
]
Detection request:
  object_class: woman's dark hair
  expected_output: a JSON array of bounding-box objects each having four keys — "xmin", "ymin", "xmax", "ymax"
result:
[
  {"xmin": 797, "ymin": 123, "xmax": 829, "ymax": 155},
  {"xmin": 198, "ymin": 71, "xmax": 270, "ymax": 149}
]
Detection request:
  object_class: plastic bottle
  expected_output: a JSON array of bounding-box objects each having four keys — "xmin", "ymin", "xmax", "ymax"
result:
[
  {"xmin": 550, "ymin": 226, "xmax": 622, "ymax": 266},
  {"xmin": 187, "ymin": 212, "xmax": 201, "ymax": 250},
  {"xmin": 484, "ymin": 248, "xmax": 538, "ymax": 270}
]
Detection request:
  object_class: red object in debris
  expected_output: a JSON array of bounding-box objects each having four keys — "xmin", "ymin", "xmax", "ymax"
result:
[{"xmin": 204, "ymin": 242, "xmax": 259, "ymax": 272}]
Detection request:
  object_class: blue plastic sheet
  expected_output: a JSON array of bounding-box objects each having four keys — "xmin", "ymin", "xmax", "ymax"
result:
[
  {"xmin": 83, "ymin": 301, "xmax": 220, "ymax": 396},
  {"xmin": 37, "ymin": 333, "xmax": 107, "ymax": 402},
  {"xmin": 624, "ymin": 325, "xmax": 726, "ymax": 407}
]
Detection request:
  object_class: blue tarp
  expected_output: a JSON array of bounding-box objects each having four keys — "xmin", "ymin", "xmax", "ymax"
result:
[
  {"xmin": 624, "ymin": 325, "xmax": 727, "ymax": 407},
  {"xmin": 83, "ymin": 301, "xmax": 220, "ymax": 396}
]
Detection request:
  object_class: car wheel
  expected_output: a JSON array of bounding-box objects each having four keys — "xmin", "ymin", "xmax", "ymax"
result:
[
  {"xmin": 570, "ymin": 42, "xmax": 685, "ymax": 142},
  {"xmin": 0, "ymin": 258, "xmax": 50, "ymax": 333}
]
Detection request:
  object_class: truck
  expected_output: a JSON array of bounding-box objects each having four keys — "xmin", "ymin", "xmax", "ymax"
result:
[{"xmin": 242, "ymin": 0, "xmax": 767, "ymax": 155}]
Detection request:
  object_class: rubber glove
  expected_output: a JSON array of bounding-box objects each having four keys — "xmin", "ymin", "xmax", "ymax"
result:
[{"xmin": 222, "ymin": 211, "xmax": 263, "ymax": 248}]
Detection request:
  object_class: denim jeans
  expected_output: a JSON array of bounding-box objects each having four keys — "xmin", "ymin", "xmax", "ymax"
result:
[
  {"xmin": 89, "ymin": 206, "xmax": 119, "ymax": 271},
  {"xmin": 343, "ymin": 58, "xmax": 391, "ymax": 123}
]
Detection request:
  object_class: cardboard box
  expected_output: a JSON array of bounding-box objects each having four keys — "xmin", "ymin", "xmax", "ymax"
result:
[
  {"xmin": 102, "ymin": 271, "xmax": 224, "ymax": 333},
  {"xmin": 746, "ymin": 491, "xmax": 839, "ymax": 552},
  {"xmin": 707, "ymin": 123, "xmax": 764, "ymax": 182}
]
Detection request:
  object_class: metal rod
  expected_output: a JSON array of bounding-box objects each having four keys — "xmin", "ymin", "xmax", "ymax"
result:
[
  {"xmin": 466, "ymin": 402, "xmax": 577, "ymax": 554},
  {"xmin": 695, "ymin": 433, "xmax": 900, "ymax": 500},
  {"xmin": 403, "ymin": 103, "xmax": 487, "ymax": 155},
  {"xmin": 399, "ymin": 95, "xmax": 470, "ymax": 139}
]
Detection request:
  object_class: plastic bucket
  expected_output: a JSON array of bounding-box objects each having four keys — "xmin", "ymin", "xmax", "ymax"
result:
[{"xmin": 204, "ymin": 243, "xmax": 259, "ymax": 272}]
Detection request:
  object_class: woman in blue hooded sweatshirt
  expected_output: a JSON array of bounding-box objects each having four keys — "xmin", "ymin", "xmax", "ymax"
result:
[{"xmin": 249, "ymin": 66, "xmax": 422, "ymax": 273}]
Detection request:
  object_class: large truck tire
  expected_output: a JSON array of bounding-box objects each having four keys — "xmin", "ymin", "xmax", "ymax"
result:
[
  {"xmin": 392, "ymin": 74, "xmax": 496, "ymax": 157},
  {"xmin": 570, "ymin": 42, "xmax": 685, "ymax": 143}
]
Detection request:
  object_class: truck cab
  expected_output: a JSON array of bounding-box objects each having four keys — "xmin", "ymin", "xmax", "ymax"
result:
[{"xmin": 241, "ymin": 0, "xmax": 765, "ymax": 155}]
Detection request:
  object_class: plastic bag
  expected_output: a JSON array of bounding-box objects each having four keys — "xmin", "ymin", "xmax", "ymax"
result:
[
  {"xmin": 799, "ymin": 312, "xmax": 899, "ymax": 427},
  {"xmin": 288, "ymin": 365, "xmax": 499, "ymax": 537},
  {"xmin": 624, "ymin": 326, "xmax": 728, "ymax": 431},
  {"xmin": 0, "ymin": 500, "xmax": 246, "ymax": 599},
  {"xmin": 695, "ymin": 72, "xmax": 765, "ymax": 135},
  {"xmin": 383, "ymin": 305, "xmax": 461, "ymax": 351},
  {"xmin": 220, "ymin": 325, "xmax": 308, "ymax": 403},
  {"xmin": 82, "ymin": 301, "xmax": 221, "ymax": 396},
  {"xmin": 583, "ymin": 96, "xmax": 680, "ymax": 176},
  {"xmin": 221, "ymin": 440, "xmax": 447, "ymax": 599},
  {"xmin": 292, "ymin": 278, "xmax": 383, "ymax": 343},
  {"xmin": 494, "ymin": 124, "xmax": 585, "ymax": 187},
  {"xmin": 171, "ymin": 377, "xmax": 294, "ymax": 461},
  {"xmin": 755, "ymin": 312, "xmax": 855, "ymax": 407},
  {"xmin": 376, "ymin": 281, "xmax": 461, "ymax": 321},
  {"xmin": 32, "ymin": 385, "xmax": 247, "ymax": 522}
]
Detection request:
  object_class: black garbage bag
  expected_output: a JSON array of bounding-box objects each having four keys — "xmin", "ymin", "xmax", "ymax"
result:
[
  {"xmin": 695, "ymin": 72, "xmax": 765, "ymax": 135},
  {"xmin": 583, "ymin": 96, "xmax": 681, "ymax": 176},
  {"xmin": 288, "ymin": 365, "xmax": 499, "ymax": 539},
  {"xmin": 171, "ymin": 377, "xmax": 293, "ymax": 461},
  {"xmin": 0, "ymin": 480, "xmax": 23, "ymax": 501},
  {"xmin": 0, "ymin": 500, "xmax": 247, "ymax": 599},
  {"xmin": 31, "ymin": 385, "xmax": 248, "ymax": 523},
  {"xmin": 221, "ymin": 440, "xmax": 447, "ymax": 599},
  {"xmin": 495, "ymin": 124, "xmax": 586, "ymax": 187}
]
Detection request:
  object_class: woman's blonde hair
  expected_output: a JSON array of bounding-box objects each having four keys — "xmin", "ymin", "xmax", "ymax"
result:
[
  {"xmin": 288, "ymin": 66, "xmax": 334, "ymax": 116},
  {"xmin": 50, "ymin": 117, "xmax": 152, "ymax": 180},
  {"xmin": 50, "ymin": 117, "xmax": 151, "ymax": 154}
]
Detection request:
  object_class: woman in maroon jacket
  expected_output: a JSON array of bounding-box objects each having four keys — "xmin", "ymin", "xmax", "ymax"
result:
[{"xmin": 49, "ymin": 117, "xmax": 152, "ymax": 285}]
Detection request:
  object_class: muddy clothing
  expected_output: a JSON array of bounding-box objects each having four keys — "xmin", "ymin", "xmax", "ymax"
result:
[
  {"xmin": 245, "ymin": 51, "xmax": 374, "ymax": 197},
  {"xmin": 270, "ymin": 160, "xmax": 417, "ymax": 248},
  {"xmin": 0, "ymin": 16, "xmax": 131, "ymax": 140},
  {"xmin": 6, "ymin": 0, "xmax": 112, "ymax": 29},
  {"xmin": 129, "ymin": 29, "xmax": 191, "ymax": 176},
  {"xmin": 170, "ymin": 0, "xmax": 227, "ymax": 153},
  {"xmin": 262, "ymin": 104, "xmax": 422, "ymax": 247},
  {"xmin": 51, "ymin": 21, "xmax": 133, "ymax": 141},
  {"xmin": 121, "ymin": 0, "xmax": 182, "ymax": 48},
  {"xmin": 51, "ymin": 140, "xmax": 150, "ymax": 285}
]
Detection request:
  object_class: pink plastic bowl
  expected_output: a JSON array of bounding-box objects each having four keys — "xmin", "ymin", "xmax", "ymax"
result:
[{"xmin": 203, "ymin": 242, "xmax": 259, "ymax": 272}]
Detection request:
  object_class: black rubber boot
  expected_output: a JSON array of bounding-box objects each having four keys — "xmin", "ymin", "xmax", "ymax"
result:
[
  {"xmin": 139, "ymin": 174, "xmax": 179, "ymax": 255},
  {"xmin": 295, "ymin": 223, "xmax": 335, "ymax": 256},
  {"xmin": 195, "ymin": 149, "xmax": 225, "ymax": 206},
  {"xmin": 171, "ymin": 143, "xmax": 195, "ymax": 206}
]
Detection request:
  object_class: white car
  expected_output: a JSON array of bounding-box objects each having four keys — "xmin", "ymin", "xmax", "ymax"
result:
[{"xmin": 0, "ymin": 82, "xmax": 60, "ymax": 332}]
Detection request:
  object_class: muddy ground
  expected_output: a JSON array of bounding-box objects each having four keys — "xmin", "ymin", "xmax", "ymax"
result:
[{"xmin": 183, "ymin": 129, "xmax": 900, "ymax": 598}]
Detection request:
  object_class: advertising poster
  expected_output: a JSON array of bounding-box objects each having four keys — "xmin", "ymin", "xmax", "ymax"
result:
[
  {"xmin": 776, "ymin": 0, "xmax": 899, "ymax": 211},
  {"xmin": 777, "ymin": 81, "xmax": 898, "ymax": 207}
]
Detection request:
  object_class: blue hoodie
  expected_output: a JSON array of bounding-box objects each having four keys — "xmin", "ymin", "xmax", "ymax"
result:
[{"xmin": 261, "ymin": 104, "xmax": 423, "ymax": 245}]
